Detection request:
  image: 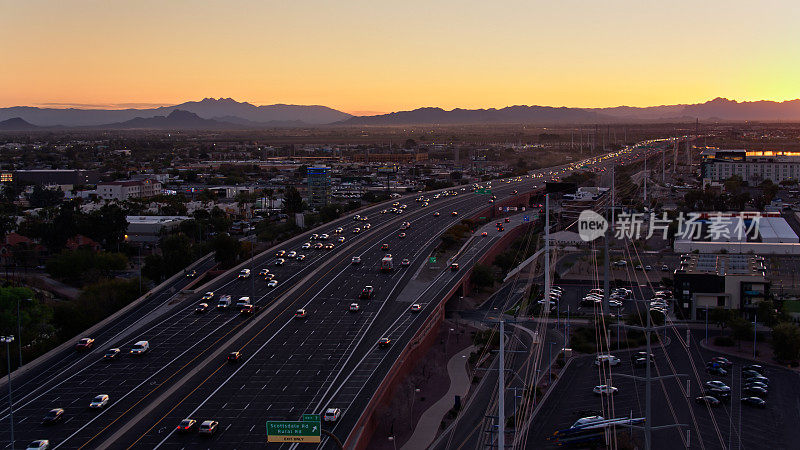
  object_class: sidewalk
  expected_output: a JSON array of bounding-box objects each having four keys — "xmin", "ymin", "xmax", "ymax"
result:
[{"xmin": 401, "ymin": 345, "xmax": 476, "ymax": 450}]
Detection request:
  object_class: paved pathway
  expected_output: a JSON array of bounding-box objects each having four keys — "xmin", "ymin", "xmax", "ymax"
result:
[{"xmin": 401, "ymin": 345, "xmax": 476, "ymax": 450}]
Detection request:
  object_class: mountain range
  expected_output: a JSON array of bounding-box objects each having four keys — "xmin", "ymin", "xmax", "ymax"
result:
[{"xmin": 2, "ymin": 97, "xmax": 800, "ymax": 130}]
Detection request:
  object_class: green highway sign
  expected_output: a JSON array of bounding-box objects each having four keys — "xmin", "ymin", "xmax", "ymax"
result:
[
  {"xmin": 476, "ymin": 188, "xmax": 492, "ymax": 195},
  {"xmin": 266, "ymin": 421, "xmax": 321, "ymax": 443},
  {"xmin": 429, "ymin": 256, "xmax": 437, "ymax": 263},
  {"xmin": 302, "ymin": 414, "xmax": 320, "ymax": 422}
]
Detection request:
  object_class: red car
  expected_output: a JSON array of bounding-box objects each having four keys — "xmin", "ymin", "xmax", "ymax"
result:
[{"xmin": 75, "ymin": 337, "xmax": 95, "ymax": 351}]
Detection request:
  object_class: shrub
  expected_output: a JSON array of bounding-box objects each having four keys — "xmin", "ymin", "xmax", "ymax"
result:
[{"xmin": 713, "ymin": 336, "xmax": 735, "ymax": 347}]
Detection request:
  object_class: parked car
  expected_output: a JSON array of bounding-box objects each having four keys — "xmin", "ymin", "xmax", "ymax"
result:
[
  {"xmin": 741, "ymin": 397, "xmax": 767, "ymax": 408},
  {"xmin": 695, "ymin": 396, "xmax": 721, "ymax": 407}
]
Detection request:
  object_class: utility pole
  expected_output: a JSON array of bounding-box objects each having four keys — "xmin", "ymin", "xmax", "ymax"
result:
[
  {"xmin": 545, "ymin": 194, "xmax": 550, "ymax": 304},
  {"xmin": 2, "ymin": 335, "xmax": 14, "ymax": 450},
  {"xmin": 643, "ymin": 157, "xmax": 648, "ymax": 205},
  {"xmin": 498, "ymin": 320, "xmax": 505, "ymax": 450},
  {"xmin": 611, "ymin": 166, "xmax": 616, "ymax": 225}
]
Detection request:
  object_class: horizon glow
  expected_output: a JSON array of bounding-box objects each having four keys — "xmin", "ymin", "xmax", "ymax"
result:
[{"xmin": 2, "ymin": 0, "xmax": 799, "ymax": 114}]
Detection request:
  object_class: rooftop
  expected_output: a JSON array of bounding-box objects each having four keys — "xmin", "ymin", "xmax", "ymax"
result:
[{"xmin": 678, "ymin": 253, "xmax": 766, "ymax": 277}]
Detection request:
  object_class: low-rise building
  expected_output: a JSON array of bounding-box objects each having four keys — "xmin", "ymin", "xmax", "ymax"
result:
[
  {"xmin": 125, "ymin": 215, "xmax": 189, "ymax": 244},
  {"xmin": 98, "ymin": 179, "xmax": 162, "ymax": 201},
  {"xmin": 674, "ymin": 253, "xmax": 769, "ymax": 320}
]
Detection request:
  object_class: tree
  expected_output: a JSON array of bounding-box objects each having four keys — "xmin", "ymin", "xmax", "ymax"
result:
[
  {"xmin": 403, "ymin": 138, "xmax": 417, "ymax": 149},
  {"xmin": 27, "ymin": 185, "xmax": 64, "ymax": 208},
  {"xmin": 211, "ymin": 233, "xmax": 241, "ymax": 268},
  {"xmin": 471, "ymin": 264, "xmax": 495, "ymax": 288},
  {"xmin": 283, "ymin": 186, "xmax": 304, "ymax": 214},
  {"xmin": 0, "ymin": 287, "xmax": 52, "ymax": 347},
  {"xmin": 161, "ymin": 233, "xmax": 194, "ymax": 273},
  {"xmin": 729, "ymin": 316, "xmax": 753, "ymax": 349},
  {"xmin": 724, "ymin": 175, "xmax": 743, "ymax": 194},
  {"xmin": 771, "ymin": 322, "xmax": 800, "ymax": 362}
]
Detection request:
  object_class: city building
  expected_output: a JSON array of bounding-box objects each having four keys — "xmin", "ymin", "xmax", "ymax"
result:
[
  {"xmin": 125, "ymin": 216, "xmax": 190, "ymax": 244},
  {"xmin": 700, "ymin": 148, "xmax": 800, "ymax": 184},
  {"xmin": 97, "ymin": 179, "xmax": 162, "ymax": 201},
  {"xmin": 307, "ymin": 165, "xmax": 330, "ymax": 208},
  {"xmin": 560, "ymin": 186, "xmax": 609, "ymax": 223},
  {"xmin": 672, "ymin": 212, "xmax": 800, "ymax": 254},
  {"xmin": 674, "ymin": 253, "xmax": 769, "ymax": 320},
  {"xmin": 11, "ymin": 169, "xmax": 99, "ymax": 185}
]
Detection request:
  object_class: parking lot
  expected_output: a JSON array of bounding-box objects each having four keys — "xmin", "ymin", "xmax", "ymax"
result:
[{"xmin": 526, "ymin": 325, "xmax": 800, "ymax": 449}]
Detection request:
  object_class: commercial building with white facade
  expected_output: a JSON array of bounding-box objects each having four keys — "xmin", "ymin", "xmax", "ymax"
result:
[
  {"xmin": 97, "ymin": 179, "xmax": 162, "ymax": 201},
  {"xmin": 701, "ymin": 148, "xmax": 800, "ymax": 184}
]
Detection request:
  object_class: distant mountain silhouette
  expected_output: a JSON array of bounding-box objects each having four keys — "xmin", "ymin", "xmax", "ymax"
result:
[
  {"xmin": 0, "ymin": 98, "xmax": 351, "ymax": 127},
  {"xmin": 3, "ymin": 97, "xmax": 800, "ymax": 128},
  {"xmin": 0, "ymin": 117, "xmax": 40, "ymax": 131},
  {"xmin": 96, "ymin": 110, "xmax": 240, "ymax": 130},
  {"xmin": 341, "ymin": 106, "xmax": 608, "ymax": 125}
]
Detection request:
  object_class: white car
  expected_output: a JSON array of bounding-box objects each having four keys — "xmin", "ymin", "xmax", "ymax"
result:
[
  {"xmin": 302, "ymin": 243, "xmax": 311, "ymax": 249},
  {"xmin": 89, "ymin": 394, "xmax": 109, "ymax": 409},
  {"xmin": 276, "ymin": 258, "xmax": 286, "ymax": 266},
  {"xmin": 324, "ymin": 407, "xmax": 342, "ymax": 422},
  {"xmin": 130, "ymin": 341, "xmax": 150, "ymax": 355},
  {"xmin": 349, "ymin": 303, "xmax": 360, "ymax": 312},
  {"xmin": 287, "ymin": 251, "xmax": 297, "ymax": 258},
  {"xmin": 594, "ymin": 355, "xmax": 620, "ymax": 366},
  {"xmin": 335, "ymin": 227, "xmax": 344, "ymax": 234},
  {"xmin": 236, "ymin": 297, "xmax": 251, "ymax": 308},
  {"xmin": 267, "ymin": 280, "xmax": 278, "ymax": 288},
  {"xmin": 593, "ymin": 385, "xmax": 618, "ymax": 395},
  {"xmin": 320, "ymin": 234, "xmax": 329, "ymax": 240},
  {"xmin": 238, "ymin": 269, "xmax": 250, "ymax": 279},
  {"xmin": 572, "ymin": 416, "xmax": 604, "ymax": 428},
  {"xmin": 26, "ymin": 441, "xmax": 50, "ymax": 450},
  {"xmin": 297, "ymin": 254, "xmax": 306, "ymax": 261}
]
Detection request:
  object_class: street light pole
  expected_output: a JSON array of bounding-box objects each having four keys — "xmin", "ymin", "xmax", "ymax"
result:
[
  {"xmin": 17, "ymin": 298, "xmax": 22, "ymax": 367},
  {"xmin": 2, "ymin": 335, "xmax": 15, "ymax": 450},
  {"xmin": 753, "ymin": 313, "xmax": 758, "ymax": 360}
]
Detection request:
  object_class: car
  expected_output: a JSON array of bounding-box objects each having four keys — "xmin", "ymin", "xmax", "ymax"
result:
[
  {"xmin": 635, "ymin": 264, "xmax": 643, "ymax": 271},
  {"xmin": 401, "ymin": 259, "xmax": 410, "ymax": 267},
  {"xmin": 450, "ymin": 263, "xmax": 459, "ymax": 271},
  {"xmin": 185, "ymin": 270, "xmax": 197, "ymax": 278},
  {"xmin": 103, "ymin": 348, "xmax": 120, "ymax": 360},
  {"xmin": 349, "ymin": 303, "xmax": 360, "ymax": 312},
  {"xmin": 227, "ymin": 351, "xmax": 242, "ymax": 363},
  {"xmin": 75, "ymin": 337, "xmax": 95, "ymax": 350},
  {"xmin": 363, "ymin": 223, "xmax": 371, "ymax": 229},
  {"xmin": 337, "ymin": 237, "xmax": 345, "ymax": 243},
  {"xmin": 630, "ymin": 352, "xmax": 655, "ymax": 362},
  {"xmin": 433, "ymin": 212, "xmax": 440, "ymax": 217},
  {"xmin": 276, "ymin": 258, "xmax": 286, "ymax": 265},
  {"xmin": 661, "ymin": 265, "xmax": 670, "ymax": 272},
  {"xmin": 504, "ymin": 217, "xmax": 510, "ymax": 223},
  {"xmin": 302, "ymin": 242, "xmax": 311, "ymax": 249},
  {"xmin": 324, "ymin": 243, "xmax": 334, "ymax": 250},
  {"xmin": 710, "ymin": 356, "xmax": 733, "ymax": 368},
  {"xmin": 320, "ymin": 234, "xmax": 329, "ymax": 240},
  {"xmin": 198, "ymin": 420, "xmax": 219, "ymax": 435},
  {"xmin": 398, "ymin": 233, "xmax": 406, "ymax": 238},
  {"xmin": 745, "ymin": 380, "xmax": 768, "ymax": 389},
  {"xmin": 645, "ymin": 265, "xmax": 653, "ymax": 271},
  {"xmin": 294, "ymin": 309, "xmax": 307, "ymax": 319},
  {"xmin": 324, "ymin": 408, "xmax": 342, "ymax": 422},
  {"xmin": 335, "ymin": 227, "xmax": 344, "ymax": 234},
  {"xmin": 743, "ymin": 364, "xmax": 764, "ymax": 374},
  {"xmin": 745, "ymin": 375, "xmax": 769, "ymax": 385},
  {"xmin": 593, "ymin": 385, "xmax": 618, "ymax": 395},
  {"xmin": 201, "ymin": 291, "xmax": 214, "ymax": 301},
  {"xmin": 609, "ymin": 299, "xmax": 623, "ymax": 308},
  {"xmin": 297, "ymin": 254, "xmax": 306, "ymax": 261},
  {"xmin": 314, "ymin": 242, "xmax": 324, "ymax": 249},
  {"xmin": 741, "ymin": 397, "xmax": 767, "ymax": 408},
  {"xmin": 259, "ymin": 268, "xmax": 270, "ymax": 276},
  {"xmin": 240, "ymin": 304, "xmax": 259, "ymax": 315},
  {"xmin": 42, "ymin": 408, "xmax": 65, "ymax": 424},
  {"xmin": 195, "ymin": 303, "xmax": 209, "ymax": 313},
  {"xmin": 705, "ymin": 381, "xmax": 730, "ymax": 392},
  {"xmin": 451, "ymin": 211, "xmax": 458, "ymax": 216},
  {"xmin": 176, "ymin": 418, "xmax": 197, "ymax": 433},
  {"xmin": 351, "ymin": 256, "xmax": 361, "ymax": 264},
  {"xmin": 707, "ymin": 366, "xmax": 728, "ymax": 376},
  {"xmin": 267, "ymin": 280, "xmax": 278, "ymax": 288},
  {"xmin": 235, "ymin": 297, "xmax": 251, "ymax": 308},
  {"xmin": 26, "ymin": 440, "xmax": 50, "ymax": 450},
  {"xmin": 287, "ymin": 251, "xmax": 297, "ymax": 258},
  {"xmin": 353, "ymin": 214, "xmax": 362, "ymax": 220},
  {"xmin": 695, "ymin": 395, "xmax": 721, "ymax": 406},
  {"xmin": 594, "ymin": 355, "xmax": 621, "ymax": 366},
  {"xmin": 497, "ymin": 226, "xmax": 504, "ymax": 231},
  {"xmin": 410, "ymin": 303, "xmax": 422, "ymax": 312},
  {"xmin": 311, "ymin": 234, "xmax": 319, "ymax": 240},
  {"xmin": 481, "ymin": 232, "xmax": 488, "ymax": 237},
  {"xmin": 276, "ymin": 250, "xmax": 286, "ymax": 257},
  {"xmin": 381, "ymin": 209, "xmax": 388, "ymax": 214},
  {"xmin": 378, "ymin": 337, "xmax": 391, "ymax": 348},
  {"xmin": 381, "ymin": 243, "xmax": 390, "ymax": 250},
  {"xmin": 238, "ymin": 269, "xmax": 251, "ymax": 278},
  {"xmin": 89, "ymin": 394, "xmax": 109, "ymax": 409},
  {"xmin": 217, "ymin": 294, "xmax": 232, "ymax": 309},
  {"xmin": 360, "ymin": 286, "xmax": 374, "ymax": 299},
  {"xmin": 744, "ymin": 386, "xmax": 768, "ymax": 397},
  {"xmin": 130, "ymin": 340, "xmax": 150, "ymax": 355}
]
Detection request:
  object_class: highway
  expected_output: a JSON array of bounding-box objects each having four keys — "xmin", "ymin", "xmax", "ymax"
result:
[{"xmin": 1, "ymin": 144, "xmax": 657, "ymax": 449}]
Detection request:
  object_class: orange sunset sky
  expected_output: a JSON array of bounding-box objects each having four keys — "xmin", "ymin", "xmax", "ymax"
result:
[{"xmin": 2, "ymin": 0, "xmax": 799, "ymax": 114}]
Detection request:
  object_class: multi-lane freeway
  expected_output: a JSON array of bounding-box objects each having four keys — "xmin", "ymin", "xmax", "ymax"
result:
[{"xmin": 0, "ymin": 144, "xmax": 656, "ymax": 449}]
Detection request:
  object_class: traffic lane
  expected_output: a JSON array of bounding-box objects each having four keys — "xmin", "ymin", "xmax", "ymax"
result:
[
  {"xmin": 0, "ymin": 257, "xmax": 217, "ymax": 409},
  {"xmin": 129, "ymin": 201, "xmax": 482, "ymax": 448},
  {"xmin": 103, "ymin": 203, "xmax": 460, "ymax": 446}
]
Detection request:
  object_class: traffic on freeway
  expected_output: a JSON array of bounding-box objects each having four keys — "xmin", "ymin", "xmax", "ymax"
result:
[{"xmin": 2, "ymin": 145, "xmax": 652, "ymax": 449}]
